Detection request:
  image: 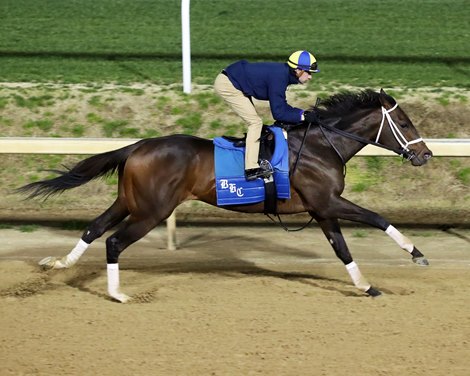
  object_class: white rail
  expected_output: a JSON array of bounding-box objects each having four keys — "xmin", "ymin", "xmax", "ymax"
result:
[
  {"xmin": 1, "ymin": 137, "xmax": 469, "ymax": 251},
  {"xmin": 0, "ymin": 137, "xmax": 469, "ymax": 156},
  {"xmin": 357, "ymin": 138, "xmax": 470, "ymax": 157}
]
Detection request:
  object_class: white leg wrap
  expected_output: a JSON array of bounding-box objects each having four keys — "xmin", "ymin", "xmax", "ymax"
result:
[
  {"xmin": 345, "ymin": 261, "xmax": 371, "ymax": 292},
  {"xmin": 385, "ymin": 225, "xmax": 414, "ymax": 253},
  {"xmin": 56, "ymin": 239, "xmax": 90, "ymax": 268},
  {"xmin": 107, "ymin": 264, "xmax": 131, "ymax": 303}
]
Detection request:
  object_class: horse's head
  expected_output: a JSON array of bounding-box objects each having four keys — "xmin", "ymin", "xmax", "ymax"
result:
[{"xmin": 377, "ymin": 89, "xmax": 432, "ymax": 166}]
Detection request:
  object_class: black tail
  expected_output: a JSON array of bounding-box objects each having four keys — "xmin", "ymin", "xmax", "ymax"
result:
[{"xmin": 16, "ymin": 140, "xmax": 145, "ymax": 199}]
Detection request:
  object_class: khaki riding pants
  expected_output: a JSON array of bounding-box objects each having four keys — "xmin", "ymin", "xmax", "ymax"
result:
[{"xmin": 214, "ymin": 73, "xmax": 263, "ymax": 170}]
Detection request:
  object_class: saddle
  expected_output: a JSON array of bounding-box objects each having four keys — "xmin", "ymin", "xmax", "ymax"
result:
[
  {"xmin": 221, "ymin": 125, "xmax": 277, "ymax": 162},
  {"xmin": 213, "ymin": 125, "xmax": 291, "ymax": 214}
]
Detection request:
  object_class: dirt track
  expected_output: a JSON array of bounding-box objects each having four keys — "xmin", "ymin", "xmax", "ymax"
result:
[{"xmin": 1, "ymin": 224, "xmax": 469, "ymax": 376}]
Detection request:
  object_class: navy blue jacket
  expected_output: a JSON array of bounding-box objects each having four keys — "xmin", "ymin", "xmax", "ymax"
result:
[{"xmin": 224, "ymin": 60, "xmax": 303, "ymax": 124}]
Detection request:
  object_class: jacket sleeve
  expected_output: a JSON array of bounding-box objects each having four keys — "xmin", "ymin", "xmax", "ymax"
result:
[{"xmin": 267, "ymin": 81, "xmax": 303, "ymax": 123}]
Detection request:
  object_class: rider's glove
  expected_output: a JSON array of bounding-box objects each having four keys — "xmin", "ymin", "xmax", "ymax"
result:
[{"xmin": 303, "ymin": 110, "xmax": 319, "ymax": 124}]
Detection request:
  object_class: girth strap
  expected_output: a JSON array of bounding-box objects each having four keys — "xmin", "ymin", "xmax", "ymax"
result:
[{"xmin": 263, "ymin": 176, "xmax": 277, "ymax": 215}]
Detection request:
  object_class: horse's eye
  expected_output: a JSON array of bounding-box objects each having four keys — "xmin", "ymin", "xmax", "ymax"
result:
[{"xmin": 400, "ymin": 123, "xmax": 409, "ymax": 129}]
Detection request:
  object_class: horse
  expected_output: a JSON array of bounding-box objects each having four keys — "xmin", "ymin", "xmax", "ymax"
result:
[{"xmin": 17, "ymin": 89, "xmax": 433, "ymax": 303}]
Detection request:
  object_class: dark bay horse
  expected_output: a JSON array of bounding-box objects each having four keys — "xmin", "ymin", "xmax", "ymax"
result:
[{"xmin": 18, "ymin": 89, "xmax": 433, "ymax": 302}]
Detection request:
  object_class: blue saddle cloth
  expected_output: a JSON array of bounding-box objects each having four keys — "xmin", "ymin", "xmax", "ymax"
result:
[{"xmin": 213, "ymin": 126, "xmax": 290, "ymax": 206}]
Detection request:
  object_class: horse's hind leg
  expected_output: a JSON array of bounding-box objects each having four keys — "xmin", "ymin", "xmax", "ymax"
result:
[
  {"xmin": 39, "ymin": 199, "xmax": 129, "ymax": 270},
  {"xmin": 312, "ymin": 215, "xmax": 381, "ymax": 297},
  {"xmin": 105, "ymin": 215, "xmax": 163, "ymax": 302}
]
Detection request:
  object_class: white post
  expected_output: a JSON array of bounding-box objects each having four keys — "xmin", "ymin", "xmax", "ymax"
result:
[
  {"xmin": 181, "ymin": 0, "xmax": 191, "ymax": 94},
  {"xmin": 166, "ymin": 211, "xmax": 177, "ymax": 251}
]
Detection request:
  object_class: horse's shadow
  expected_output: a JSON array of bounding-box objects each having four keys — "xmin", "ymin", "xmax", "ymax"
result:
[
  {"xmin": 115, "ymin": 237, "xmax": 369, "ymax": 299},
  {"xmin": 60, "ymin": 262, "xmax": 368, "ymax": 300},
  {"xmin": 49, "ymin": 231, "xmax": 396, "ymax": 300}
]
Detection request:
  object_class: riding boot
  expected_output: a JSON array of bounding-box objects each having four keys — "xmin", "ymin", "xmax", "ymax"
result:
[{"xmin": 245, "ymin": 159, "xmax": 273, "ymax": 181}]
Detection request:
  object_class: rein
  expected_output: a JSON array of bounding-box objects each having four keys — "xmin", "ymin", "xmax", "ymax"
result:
[
  {"xmin": 319, "ymin": 120, "xmax": 405, "ymax": 158},
  {"xmin": 290, "ymin": 121, "xmax": 311, "ymax": 178},
  {"xmin": 289, "ymin": 97, "xmax": 320, "ymax": 178}
]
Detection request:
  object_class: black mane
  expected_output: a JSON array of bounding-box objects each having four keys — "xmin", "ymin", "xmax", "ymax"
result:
[{"xmin": 315, "ymin": 89, "xmax": 382, "ymax": 118}]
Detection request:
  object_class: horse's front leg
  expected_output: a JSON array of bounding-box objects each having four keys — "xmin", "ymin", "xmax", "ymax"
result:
[
  {"xmin": 385, "ymin": 225, "xmax": 429, "ymax": 265},
  {"xmin": 323, "ymin": 196, "xmax": 429, "ymax": 266},
  {"xmin": 312, "ymin": 215, "xmax": 381, "ymax": 297}
]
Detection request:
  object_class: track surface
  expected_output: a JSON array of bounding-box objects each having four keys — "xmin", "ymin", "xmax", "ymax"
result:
[{"xmin": 1, "ymin": 225, "xmax": 469, "ymax": 376}]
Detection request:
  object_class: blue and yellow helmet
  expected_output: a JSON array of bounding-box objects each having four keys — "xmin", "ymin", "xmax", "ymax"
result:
[{"xmin": 287, "ymin": 50, "xmax": 319, "ymax": 73}]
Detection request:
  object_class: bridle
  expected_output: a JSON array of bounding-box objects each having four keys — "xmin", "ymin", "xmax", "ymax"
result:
[
  {"xmin": 375, "ymin": 103, "xmax": 423, "ymax": 155},
  {"xmin": 318, "ymin": 103, "xmax": 423, "ymax": 164}
]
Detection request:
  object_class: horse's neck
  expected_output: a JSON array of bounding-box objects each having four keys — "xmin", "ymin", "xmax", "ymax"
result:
[
  {"xmin": 290, "ymin": 109, "xmax": 381, "ymax": 162},
  {"xmin": 333, "ymin": 109, "xmax": 383, "ymax": 160}
]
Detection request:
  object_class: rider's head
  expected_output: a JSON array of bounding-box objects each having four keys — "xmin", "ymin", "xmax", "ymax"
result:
[{"xmin": 287, "ymin": 50, "xmax": 319, "ymax": 74}]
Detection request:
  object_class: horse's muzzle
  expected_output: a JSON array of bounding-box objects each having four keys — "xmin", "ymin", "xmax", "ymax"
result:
[{"xmin": 407, "ymin": 147, "xmax": 433, "ymax": 166}]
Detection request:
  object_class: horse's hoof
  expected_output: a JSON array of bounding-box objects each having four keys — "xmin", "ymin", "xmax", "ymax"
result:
[
  {"xmin": 38, "ymin": 256, "xmax": 67, "ymax": 270},
  {"xmin": 38, "ymin": 256, "xmax": 58, "ymax": 270},
  {"xmin": 366, "ymin": 287, "xmax": 382, "ymax": 297},
  {"xmin": 412, "ymin": 256, "xmax": 429, "ymax": 266},
  {"xmin": 109, "ymin": 291, "xmax": 132, "ymax": 303}
]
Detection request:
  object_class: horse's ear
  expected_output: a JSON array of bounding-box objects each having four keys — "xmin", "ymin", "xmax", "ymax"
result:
[{"xmin": 379, "ymin": 88, "xmax": 396, "ymax": 107}]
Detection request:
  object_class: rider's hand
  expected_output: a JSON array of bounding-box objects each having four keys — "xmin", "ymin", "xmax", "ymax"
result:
[{"xmin": 303, "ymin": 110, "xmax": 319, "ymax": 124}]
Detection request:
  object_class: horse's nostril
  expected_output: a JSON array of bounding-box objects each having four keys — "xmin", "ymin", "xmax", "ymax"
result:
[{"xmin": 424, "ymin": 153, "xmax": 432, "ymax": 160}]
